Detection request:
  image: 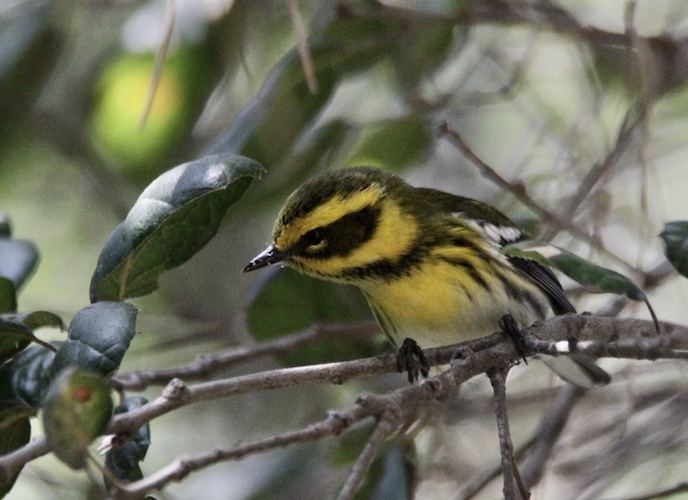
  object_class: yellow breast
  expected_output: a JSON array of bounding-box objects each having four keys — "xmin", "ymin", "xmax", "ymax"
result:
[{"xmin": 361, "ymin": 259, "xmax": 548, "ymax": 348}]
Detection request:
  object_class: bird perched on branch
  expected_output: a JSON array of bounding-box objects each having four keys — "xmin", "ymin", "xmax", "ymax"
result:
[{"xmin": 244, "ymin": 166, "xmax": 609, "ymax": 387}]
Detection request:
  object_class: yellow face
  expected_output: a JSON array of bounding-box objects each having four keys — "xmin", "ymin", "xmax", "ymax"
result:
[{"xmin": 272, "ymin": 176, "xmax": 420, "ymax": 282}]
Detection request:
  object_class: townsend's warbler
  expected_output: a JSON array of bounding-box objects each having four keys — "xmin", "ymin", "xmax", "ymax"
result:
[{"xmin": 244, "ymin": 167, "xmax": 610, "ymax": 387}]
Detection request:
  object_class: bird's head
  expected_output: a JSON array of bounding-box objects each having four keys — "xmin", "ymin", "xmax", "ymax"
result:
[{"xmin": 244, "ymin": 167, "xmax": 421, "ymax": 283}]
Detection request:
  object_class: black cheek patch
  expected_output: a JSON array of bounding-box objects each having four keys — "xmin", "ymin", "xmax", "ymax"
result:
[{"xmin": 295, "ymin": 205, "xmax": 381, "ymax": 259}]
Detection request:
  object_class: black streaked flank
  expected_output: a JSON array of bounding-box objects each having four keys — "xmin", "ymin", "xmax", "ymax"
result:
[
  {"xmin": 438, "ymin": 255, "xmax": 490, "ymax": 291},
  {"xmin": 497, "ymin": 271, "xmax": 548, "ymax": 319}
]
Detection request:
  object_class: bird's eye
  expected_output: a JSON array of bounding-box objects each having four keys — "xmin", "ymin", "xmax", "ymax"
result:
[{"xmin": 304, "ymin": 228, "xmax": 324, "ymax": 246}]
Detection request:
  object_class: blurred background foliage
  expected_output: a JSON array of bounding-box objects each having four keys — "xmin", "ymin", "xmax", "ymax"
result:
[{"xmin": 3, "ymin": 0, "xmax": 688, "ymax": 498}]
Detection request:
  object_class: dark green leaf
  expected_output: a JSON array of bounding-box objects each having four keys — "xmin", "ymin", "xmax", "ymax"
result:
[
  {"xmin": 0, "ymin": 318, "xmax": 49, "ymax": 365},
  {"xmin": 42, "ymin": 367, "xmax": 113, "ymax": 469},
  {"xmin": 8, "ymin": 310, "xmax": 66, "ymax": 332},
  {"xmin": 210, "ymin": 49, "xmax": 339, "ymax": 167},
  {"xmin": 105, "ymin": 396, "xmax": 150, "ymax": 488},
  {"xmin": 0, "ymin": 239, "xmax": 39, "ymax": 291},
  {"xmin": 0, "ymin": 277, "xmax": 16, "ymax": 314},
  {"xmin": 660, "ymin": 221, "xmax": 688, "ymax": 278},
  {"xmin": 246, "ymin": 268, "xmax": 376, "ymax": 366},
  {"xmin": 90, "ymin": 154, "xmax": 264, "ymax": 302},
  {"xmin": 0, "ymin": 404, "xmax": 32, "ymax": 497},
  {"xmin": 343, "ymin": 118, "xmax": 432, "ymax": 171},
  {"xmin": 51, "ymin": 302, "xmax": 138, "ymax": 378},
  {"xmin": 0, "ymin": 345, "xmax": 56, "ymax": 407},
  {"xmin": 391, "ymin": 21, "xmax": 458, "ymax": 89},
  {"xmin": 503, "ymin": 241, "xmax": 646, "ymax": 301}
]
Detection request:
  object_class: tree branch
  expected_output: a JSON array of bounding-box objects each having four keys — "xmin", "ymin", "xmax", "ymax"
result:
[
  {"xmin": 336, "ymin": 409, "xmax": 400, "ymax": 500},
  {"xmin": 2, "ymin": 315, "xmax": 686, "ymax": 492},
  {"xmin": 111, "ymin": 321, "xmax": 380, "ymax": 390},
  {"xmin": 488, "ymin": 367, "xmax": 528, "ymax": 500}
]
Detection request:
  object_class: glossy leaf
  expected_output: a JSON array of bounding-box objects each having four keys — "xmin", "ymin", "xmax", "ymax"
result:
[
  {"xmin": 246, "ymin": 268, "xmax": 376, "ymax": 366},
  {"xmin": 42, "ymin": 368, "xmax": 113, "ymax": 469},
  {"xmin": 0, "ymin": 238, "xmax": 39, "ymax": 291},
  {"xmin": 90, "ymin": 154, "xmax": 264, "ymax": 302},
  {"xmin": 503, "ymin": 241, "xmax": 646, "ymax": 301},
  {"xmin": 0, "ymin": 318, "xmax": 49, "ymax": 365},
  {"xmin": 660, "ymin": 221, "xmax": 688, "ymax": 278},
  {"xmin": 8, "ymin": 310, "xmax": 66, "ymax": 332},
  {"xmin": 51, "ymin": 302, "xmax": 138, "ymax": 378},
  {"xmin": 105, "ymin": 396, "xmax": 150, "ymax": 488},
  {"xmin": 0, "ymin": 345, "xmax": 56, "ymax": 408},
  {"xmin": 0, "ymin": 405, "xmax": 32, "ymax": 497}
]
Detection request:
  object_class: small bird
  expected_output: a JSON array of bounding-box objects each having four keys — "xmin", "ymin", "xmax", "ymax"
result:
[{"xmin": 244, "ymin": 167, "xmax": 609, "ymax": 387}]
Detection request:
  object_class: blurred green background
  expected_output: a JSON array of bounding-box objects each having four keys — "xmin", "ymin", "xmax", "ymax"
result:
[{"xmin": 3, "ymin": 0, "xmax": 688, "ymax": 499}]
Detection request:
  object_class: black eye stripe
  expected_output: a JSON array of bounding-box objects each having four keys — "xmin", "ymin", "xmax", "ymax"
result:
[{"xmin": 294, "ymin": 205, "xmax": 380, "ymax": 258}]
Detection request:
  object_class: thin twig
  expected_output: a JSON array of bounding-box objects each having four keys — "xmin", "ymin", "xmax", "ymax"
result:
[
  {"xmin": 336, "ymin": 411, "xmax": 400, "ymax": 500},
  {"xmin": 110, "ymin": 348, "xmax": 493, "ymax": 499},
  {"xmin": 139, "ymin": 0, "xmax": 176, "ymax": 130},
  {"xmin": 489, "ymin": 367, "xmax": 529, "ymax": 500},
  {"xmin": 288, "ymin": 0, "xmax": 318, "ymax": 93},
  {"xmin": 459, "ymin": 434, "xmax": 536, "ymax": 500},
  {"xmin": 112, "ymin": 403, "xmax": 371, "ymax": 500},
  {"xmin": 541, "ymin": 107, "xmax": 645, "ymax": 241},
  {"xmin": 438, "ymin": 121, "xmax": 638, "ymax": 273}
]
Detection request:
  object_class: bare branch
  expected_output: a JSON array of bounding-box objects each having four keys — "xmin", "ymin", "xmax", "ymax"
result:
[
  {"xmin": 488, "ymin": 367, "xmax": 528, "ymax": 500},
  {"xmin": 111, "ymin": 321, "xmax": 379, "ymax": 390},
  {"xmin": 112, "ymin": 405, "xmax": 364, "ymax": 500},
  {"xmin": 336, "ymin": 410, "xmax": 400, "ymax": 500},
  {"xmin": 2, "ymin": 315, "xmax": 686, "ymax": 492}
]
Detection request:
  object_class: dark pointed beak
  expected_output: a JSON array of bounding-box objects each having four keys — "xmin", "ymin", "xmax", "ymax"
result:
[{"xmin": 243, "ymin": 245, "xmax": 288, "ymax": 272}]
